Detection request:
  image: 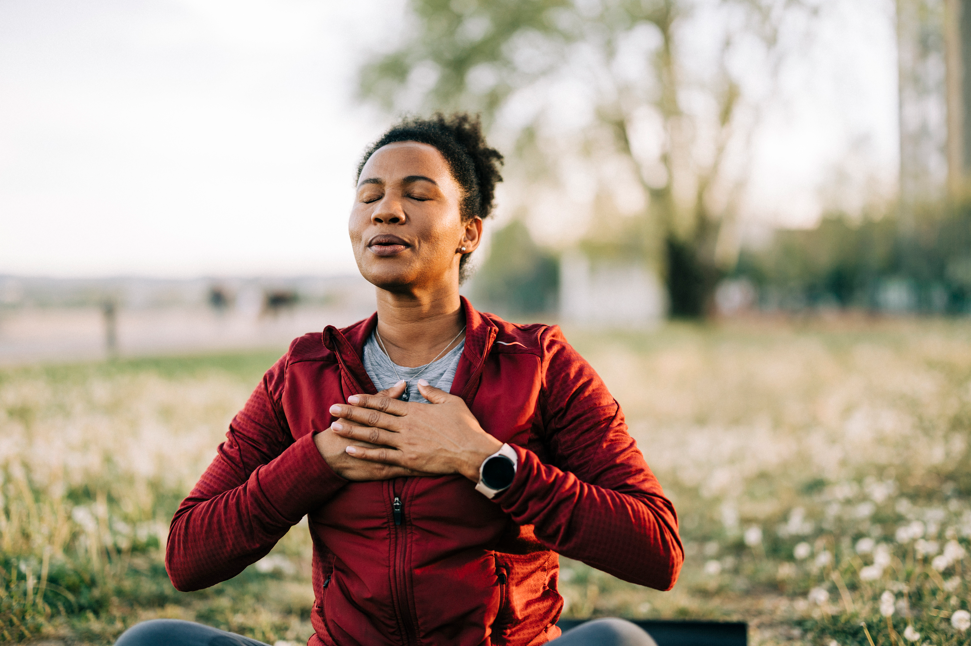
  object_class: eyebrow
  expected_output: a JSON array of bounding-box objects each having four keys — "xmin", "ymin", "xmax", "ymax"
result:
[{"xmin": 357, "ymin": 175, "xmax": 440, "ymax": 188}]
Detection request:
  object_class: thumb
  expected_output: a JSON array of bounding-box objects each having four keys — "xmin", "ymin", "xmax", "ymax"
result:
[
  {"xmin": 376, "ymin": 380, "xmax": 407, "ymax": 400},
  {"xmin": 417, "ymin": 379, "xmax": 451, "ymax": 404}
]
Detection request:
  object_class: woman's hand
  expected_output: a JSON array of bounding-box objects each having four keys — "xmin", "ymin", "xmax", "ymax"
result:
[
  {"xmin": 314, "ymin": 381, "xmax": 433, "ymax": 481},
  {"xmin": 329, "ymin": 380, "xmax": 502, "ymax": 482}
]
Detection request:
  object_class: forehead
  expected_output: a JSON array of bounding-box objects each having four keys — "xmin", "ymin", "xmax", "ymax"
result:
[{"xmin": 358, "ymin": 141, "xmax": 453, "ymax": 184}]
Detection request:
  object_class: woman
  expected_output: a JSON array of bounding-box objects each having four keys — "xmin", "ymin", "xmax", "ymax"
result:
[{"xmin": 117, "ymin": 113, "xmax": 683, "ymax": 646}]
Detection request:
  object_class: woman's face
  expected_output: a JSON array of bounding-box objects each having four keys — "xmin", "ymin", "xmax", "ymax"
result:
[{"xmin": 349, "ymin": 141, "xmax": 480, "ymax": 292}]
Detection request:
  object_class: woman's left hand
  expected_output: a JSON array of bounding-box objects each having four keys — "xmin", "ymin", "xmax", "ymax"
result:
[{"xmin": 329, "ymin": 380, "xmax": 502, "ymax": 482}]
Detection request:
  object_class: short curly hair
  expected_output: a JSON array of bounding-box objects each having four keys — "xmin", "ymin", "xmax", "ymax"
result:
[{"xmin": 356, "ymin": 113, "xmax": 504, "ymax": 278}]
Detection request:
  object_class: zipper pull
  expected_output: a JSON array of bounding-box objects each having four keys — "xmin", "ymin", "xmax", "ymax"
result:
[{"xmin": 393, "ymin": 495, "xmax": 403, "ymax": 526}]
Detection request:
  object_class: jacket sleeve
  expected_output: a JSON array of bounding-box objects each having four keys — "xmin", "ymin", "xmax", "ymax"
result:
[
  {"xmin": 165, "ymin": 350, "xmax": 348, "ymax": 592},
  {"xmin": 492, "ymin": 326, "xmax": 684, "ymax": 590}
]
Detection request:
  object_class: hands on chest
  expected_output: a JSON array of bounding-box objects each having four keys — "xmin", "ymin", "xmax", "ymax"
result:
[{"xmin": 313, "ymin": 380, "xmax": 502, "ymax": 483}]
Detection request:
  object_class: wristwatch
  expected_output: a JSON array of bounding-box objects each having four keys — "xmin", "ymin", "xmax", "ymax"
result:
[{"xmin": 475, "ymin": 443, "xmax": 518, "ymax": 499}]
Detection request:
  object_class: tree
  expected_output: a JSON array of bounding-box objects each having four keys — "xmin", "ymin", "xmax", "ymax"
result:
[{"xmin": 359, "ymin": 0, "xmax": 816, "ymax": 318}]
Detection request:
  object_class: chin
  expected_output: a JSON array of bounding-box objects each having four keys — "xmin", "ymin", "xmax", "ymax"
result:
[{"xmin": 357, "ymin": 263, "xmax": 417, "ymax": 292}]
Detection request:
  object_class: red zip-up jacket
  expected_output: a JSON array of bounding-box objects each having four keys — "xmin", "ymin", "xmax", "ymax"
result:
[{"xmin": 166, "ymin": 297, "xmax": 683, "ymax": 646}]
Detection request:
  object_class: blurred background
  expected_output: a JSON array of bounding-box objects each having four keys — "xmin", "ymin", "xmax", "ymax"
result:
[{"xmin": 2, "ymin": 1, "xmax": 971, "ymax": 645}]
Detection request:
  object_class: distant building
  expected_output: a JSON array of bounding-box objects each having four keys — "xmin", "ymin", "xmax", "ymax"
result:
[{"xmin": 558, "ymin": 251, "xmax": 666, "ymax": 327}]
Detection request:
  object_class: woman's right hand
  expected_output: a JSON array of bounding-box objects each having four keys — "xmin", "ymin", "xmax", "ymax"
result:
[{"xmin": 314, "ymin": 381, "xmax": 429, "ymax": 481}]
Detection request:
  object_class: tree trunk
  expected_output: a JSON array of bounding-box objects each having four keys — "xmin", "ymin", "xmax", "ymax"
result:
[{"xmin": 664, "ymin": 236, "xmax": 721, "ymax": 319}]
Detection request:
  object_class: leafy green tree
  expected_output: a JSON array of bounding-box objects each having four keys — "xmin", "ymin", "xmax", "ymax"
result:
[
  {"xmin": 358, "ymin": 0, "xmax": 816, "ymax": 318},
  {"xmin": 471, "ymin": 218, "xmax": 559, "ymax": 316}
]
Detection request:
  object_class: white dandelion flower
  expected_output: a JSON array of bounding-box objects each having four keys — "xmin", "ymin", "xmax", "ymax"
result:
[
  {"xmin": 951, "ymin": 609, "xmax": 971, "ymax": 632},
  {"xmin": 902, "ymin": 625, "xmax": 920, "ymax": 642},
  {"xmin": 704, "ymin": 559, "xmax": 722, "ymax": 576},
  {"xmin": 879, "ymin": 590, "xmax": 895, "ymax": 617},
  {"xmin": 855, "ymin": 537, "xmax": 875, "ymax": 554},
  {"xmin": 794, "ymin": 542, "xmax": 812, "ymax": 560},
  {"xmin": 744, "ymin": 526, "xmax": 763, "ymax": 547},
  {"xmin": 808, "ymin": 587, "xmax": 829, "ymax": 606},
  {"xmin": 814, "ymin": 550, "xmax": 832, "ymax": 568},
  {"xmin": 943, "ymin": 540, "xmax": 965, "ymax": 563},
  {"xmin": 874, "ymin": 544, "xmax": 892, "ymax": 568},
  {"xmin": 859, "ymin": 565, "xmax": 883, "ymax": 581},
  {"xmin": 943, "ymin": 577, "xmax": 961, "ymax": 592},
  {"xmin": 915, "ymin": 539, "xmax": 939, "ymax": 557},
  {"xmin": 932, "ymin": 555, "xmax": 950, "ymax": 572}
]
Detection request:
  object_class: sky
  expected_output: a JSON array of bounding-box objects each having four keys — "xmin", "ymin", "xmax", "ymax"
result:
[{"xmin": 0, "ymin": 0, "xmax": 899, "ymax": 278}]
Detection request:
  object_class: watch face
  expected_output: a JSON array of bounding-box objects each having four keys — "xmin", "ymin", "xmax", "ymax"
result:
[{"xmin": 482, "ymin": 455, "xmax": 516, "ymax": 490}]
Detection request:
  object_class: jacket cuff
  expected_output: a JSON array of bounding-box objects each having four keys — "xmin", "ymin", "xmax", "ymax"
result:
[
  {"xmin": 252, "ymin": 432, "xmax": 348, "ymax": 524},
  {"xmin": 489, "ymin": 444, "xmax": 534, "ymax": 505}
]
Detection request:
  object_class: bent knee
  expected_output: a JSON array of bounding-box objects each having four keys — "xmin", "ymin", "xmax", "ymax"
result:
[
  {"xmin": 115, "ymin": 619, "xmax": 196, "ymax": 646},
  {"xmin": 563, "ymin": 618, "xmax": 659, "ymax": 646}
]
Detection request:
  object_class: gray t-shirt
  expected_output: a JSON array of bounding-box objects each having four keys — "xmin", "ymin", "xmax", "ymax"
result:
[{"xmin": 362, "ymin": 330, "xmax": 465, "ymax": 404}]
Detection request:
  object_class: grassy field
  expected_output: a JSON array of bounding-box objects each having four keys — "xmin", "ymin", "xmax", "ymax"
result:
[{"xmin": 2, "ymin": 318, "xmax": 970, "ymax": 645}]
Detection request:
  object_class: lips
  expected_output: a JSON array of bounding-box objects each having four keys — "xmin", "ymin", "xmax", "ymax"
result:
[{"xmin": 367, "ymin": 234, "xmax": 410, "ymax": 257}]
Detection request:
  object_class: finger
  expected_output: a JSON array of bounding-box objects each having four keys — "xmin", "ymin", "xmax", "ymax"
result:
[
  {"xmin": 345, "ymin": 444, "xmax": 402, "ymax": 465},
  {"xmin": 332, "ymin": 421, "xmax": 398, "ymax": 447},
  {"xmin": 375, "ymin": 380, "xmax": 407, "ymax": 400},
  {"xmin": 346, "ymin": 391, "xmax": 409, "ymax": 417},
  {"xmin": 330, "ymin": 403, "xmax": 400, "ymax": 430},
  {"xmin": 416, "ymin": 379, "xmax": 452, "ymax": 404}
]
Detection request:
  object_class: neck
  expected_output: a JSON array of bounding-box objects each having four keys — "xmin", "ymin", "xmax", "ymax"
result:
[{"xmin": 374, "ymin": 285, "xmax": 465, "ymax": 368}]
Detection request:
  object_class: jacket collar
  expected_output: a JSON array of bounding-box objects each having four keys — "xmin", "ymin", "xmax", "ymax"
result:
[{"xmin": 322, "ymin": 296, "xmax": 497, "ymax": 401}]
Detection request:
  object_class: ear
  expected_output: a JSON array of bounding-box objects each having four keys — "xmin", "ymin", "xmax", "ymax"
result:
[{"xmin": 460, "ymin": 217, "xmax": 483, "ymax": 254}]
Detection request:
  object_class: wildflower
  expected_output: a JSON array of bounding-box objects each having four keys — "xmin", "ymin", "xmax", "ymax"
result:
[
  {"xmin": 704, "ymin": 560, "xmax": 722, "ymax": 576},
  {"xmin": 794, "ymin": 542, "xmax": 812, "ymax": 560},
  {"xmin": 855, "ymin": 537, "xmax": 875, "ymax": 554},
  {"xmin": 896, "ymin": 520, "xmax": 925, "ymax": 543},
  {"xmin": 931, "ymin": 555, "xmax": 950, "ymax": 572},
  {"xmin": 744, "ymin": 526, "xmax": 763, "ymax": 547},
  {"xmin": 943, "ymin": 577, "xmax": 961, "ymax": 592},
  {"xmin": 814, "ymin": 550, "xmax": 832, "ymax": 568},
  {"xmin": 942, "ymin": 540, "xmax": 965, "ymax": 563},
  {"xmin": 854, "ymin": 502, "xmax": 875, "ymax": 519},
  {"xmin": 873, "ymin": 544, "xmax": 892, "ymax": 568},
  {"xmin": 951, "ymin": 609, "xmax": 971, "ymax": 632},
  {"xmin": 808, "ymin": 587, "xmax": 829, "ymax": 605},
  {"xmin": 879, "ymin": 590, "xmax": 895, "ymax": 617},
  {"xmin": 902, "ymin": 625, "xmax": 920, "ymax": 642},
  {"xmin": 859, "ymin": 565, "xmax": 883, "ymax": 581},
  {"xmin": 915, "ymin": 539, "xmax": 939, "ymax": 557}
]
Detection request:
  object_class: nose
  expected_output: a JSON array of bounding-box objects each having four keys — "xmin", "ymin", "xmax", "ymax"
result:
[{"xmin": 371, "ymin": 192, "xmax": 406, "ymax": 225}]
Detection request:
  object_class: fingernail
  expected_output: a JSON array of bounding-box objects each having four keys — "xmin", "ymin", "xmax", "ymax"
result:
[
  {"xmin": 329, "ymin": 404, "xmax": 341, "ymax": 415},
  {"xmin": 345, "ymin": 446, "xmax": 357, "ymax": 455},
  {"xmin": 332, "ymin": 422, "xmax": 343, "ymax": 432},
  {"xmin": 396, "ymin": 380, "xmax": 405, "ymax": 387},
  {"xmin": 348, "ymin": 395, "xmax": 360, "ymax": 405},
  {"xmin": 418, "ymin": 379, "xmax": 429, "ymax": 386}
]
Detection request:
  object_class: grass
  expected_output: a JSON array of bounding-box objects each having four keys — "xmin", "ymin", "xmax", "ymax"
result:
[{"xmin": 2, "ymin": 318, "xmax": 970, "ymax": 644}]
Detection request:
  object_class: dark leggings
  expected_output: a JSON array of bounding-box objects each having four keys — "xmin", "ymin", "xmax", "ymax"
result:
[{"xmin": 115, "ymin": 617, "xmax": 658, "ymax": 646}]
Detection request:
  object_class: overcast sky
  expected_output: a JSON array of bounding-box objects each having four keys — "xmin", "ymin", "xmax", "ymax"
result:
[{"xmin": 0, "ymin": 0, "xmax": 899, "ymax": 278}]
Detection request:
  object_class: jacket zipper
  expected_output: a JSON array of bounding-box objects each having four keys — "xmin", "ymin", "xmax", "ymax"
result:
[
  {"xmin": 393, "ymin": 495, "xmax": 402, "ymax": 526},
  {"xmin": 391, "ymin": 484, "xmax": 418, "ymax": 645}
]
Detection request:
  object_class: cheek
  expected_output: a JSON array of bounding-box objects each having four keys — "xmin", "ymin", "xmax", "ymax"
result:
[{"xmin": 348, "ymin": 208, "xmax": 368, "ymax": 240}]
